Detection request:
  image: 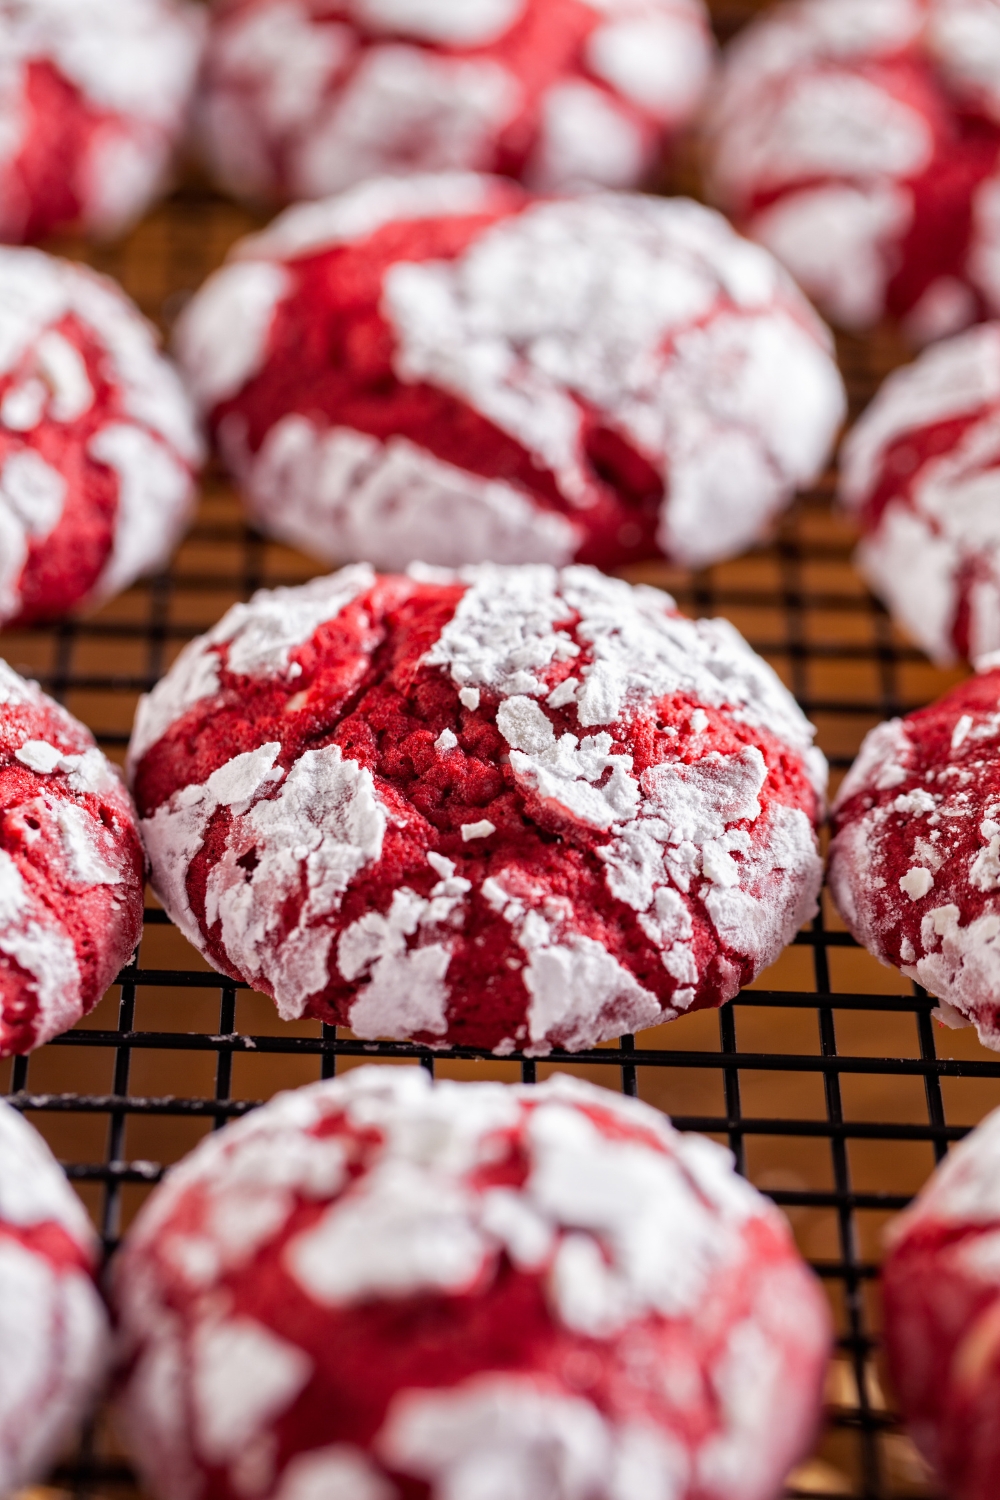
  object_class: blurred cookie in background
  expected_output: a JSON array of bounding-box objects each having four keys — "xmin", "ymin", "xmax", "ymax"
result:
[
  {"xmin": 197, "ymin": 0, "xmax": 715, "ymax": 206},
  {"xmin": 0, "ymin": 246, "xmax": 203, "ymax": 628},
  {"xmin": 0, "ymin": 1099, "xmax": 108, "ymax": 1494},
  {"xmin": 174, "ymin": 175, "xmax": 846, "ymax": 573},
  {"xmin": 884, "ymin": 1101, "xmax": 1000, "ymax": 1500},
  {"xmin": 705, "ymin": 0, "xmax": 1000, "ymax": 344},
  {"xmin": 840, "ymin": 322, "xmax": 1000, "ymax": 666},
  {"xmin": 0, "ymin": 0, "xmax": 205, "ymax": 244}
]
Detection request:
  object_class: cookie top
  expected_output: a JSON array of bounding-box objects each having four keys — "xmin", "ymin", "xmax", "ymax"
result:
[
  {"xmin": 829, "ymin": 665, "xmax": 1000, "ymax": 1047},
  {"xmin": 0, "ymin": 658, "xmax": 145, "ymax": 1055},
  {"xmin": 129, "ymin": 563, "xmax": 825, "ymax": 1055},
  {"xmin": 0, "ymin": 1097, "xmax": 108, "ymax": 1495},
  {"xmin": 174, "ymin": 177, "xmax": 845, "ymax": 573},
  {"xmin": 113, "ymin": 1068, "xmax": 831, "ymax": 1500},
  {"xmin": 197, "ymin": 0, "xmax": 714, "ymax": 205},
  {"xmin": 705, "ymin": 0, "xmax": 1000, "ymax": 340},
  {"xmin": 0, "ymin": 0, "xmax": 205, "ymax": 242},
  {"xmin": 0, "ymin": 247, "xmax": 203, "ymax": 626},
  {"xmin": 840, "ymin": 323, "xmax": 1000, "ymax": 665}
]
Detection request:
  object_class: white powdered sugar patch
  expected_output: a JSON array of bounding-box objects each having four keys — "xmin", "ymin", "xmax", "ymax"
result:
[
  {"xmin": 204, "ymin": 745, "xmax": 388, "ymax": 1020},
  {"xmin": 0, "ymin": 1098, "xmax": 108, "ymax": 1498},
  {"xmin": 840, "ymin": 324, "xmax": 1000, "ymax": 665},
  {"xmin": 382, "ymin": 192, "xmax": 844, "ymax": 568},
  {"xmin": 197, "ymin": 5, "xmax": 713, "ymax": 205},
  {"xmin": 113, "ymin": 1069, "xmax": 827, "ymax": 1500},
  {"xmin": 0, "ymin": 247, "xmax": 201, "ymax": 626},
  {"xmin": 423, "ymin": 565, "xmax": 823, "ymax": 779},
  {"xmin": 0, "ymin": 849, "xmax": 82, "ymax": 1045},
  {"xmin": 144, "ymin": 742, "xmax": 387, "ymax": 1015},
  {"xmin": 927, "ymin": 0, "xmax": 1000, "ymax": 122},
  {"xmin": 173, "ymin": 261, "xmax": 291, "ymax": 412},
  {"xmin": 481, "ymin": 874, "xmax": 665, "ymax": 1051},
  {"xmin": 893, "ymin": 1103, "xmax": 1000, "ymax": 1234},
  {"xmin": 130, "ymin": 566, "xmax": 375, "ymax": 769},
  {"xmin": 0, "ymin": 0, "xmax": 204, "ymax": 240},
  {"xmin": 236, "ymin": 419, "xmax": 581, "ymax": 571},
  {"xmin": 0, "ymin": 1098, "xmax": 95, "ymax": 1238}
]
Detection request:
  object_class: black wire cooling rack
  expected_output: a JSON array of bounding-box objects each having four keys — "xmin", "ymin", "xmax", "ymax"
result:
[{"xmin": 5, "ymin": 5, "xmax": 999, "ymax": 1498}]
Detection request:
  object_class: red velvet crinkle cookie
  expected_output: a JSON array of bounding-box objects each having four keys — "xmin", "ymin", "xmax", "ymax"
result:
[
  {"xmin": 0, "ymin": 659, "xmax": 145, "ymax": 1056},
  {"xmin": 0, "ymin": 247, "xmax": 203, "ymax": 627},
  {"xmin": 883, "ymin": 1104, "xmax": 1000, "ymax": 1500},
  {"xmin": 174, "ymin": 176, "xmax": 846, "ymax": 573},
  {"xmin": 840, "ymin": 323, "xmax": 1000, "ymax": 667},
  {"xmin": 0, "ymin": 1099, "xmax": 108, "ymax": 1494},
  {"xmin": 705, "ymin": 0, "xmax": 1000, "ymax": 343},
  {"xmin": 0, "ymin": 0, "xmax": 205, "ymax": 244},
  {"xmin": 828, "ymin": 665, "xmax": 1000, "ymax": 1049},
  {"xmin": 197, "ymin": 0, "xmax": 714, "ymax": 206},
  {"xmin": 113, "ymin": 1068, "xmax": 831, "ymax": 1500},
  {"xmin": 128, "ymin": 563, "xmax": 826, "ymax": 1055}
]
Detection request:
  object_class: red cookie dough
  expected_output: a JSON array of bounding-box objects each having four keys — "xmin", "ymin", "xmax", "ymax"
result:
[
  {"xmin": 174, "ymin": 176, "xmax": 846, "ymax": 573},
  {"xmin": 197, "ymin": 0, "xmax": 714, "ymax": 206},
  {"xmin": 0, "ymin": 1098, "xmax": 108, "ymax": 1493},
  {"xmin": 113, "ymin": 1067, "xmax": 832, "ymax": 1500},
  {"xmin": 128, "ymin": 563, "xmax": 826, "ymax": 1055},
  {"xmin": 828, "ymin": 665, "xmax": 1000, "ymax": 1049},
  {"xmin": 883, "ymin": 1104, "xmax": 1000, "ymax": 1500},
  {"xmin": 0, "ymin": 0, "xmax": 205, "ymax": 244},
  {"xmin": 0, "ymin": 246, "xmax": 203, "ymax": 627},
  {"xmin": 0, "ymin": 658, "xmax": 145, "ymax": 1056},
  {"xmin": 705, "ymin": 0, "xmax": 1000, "ymax": 343},
  {"xmin": 840, "ymin": 322, "xmax": 1000, "ymax": 666}
]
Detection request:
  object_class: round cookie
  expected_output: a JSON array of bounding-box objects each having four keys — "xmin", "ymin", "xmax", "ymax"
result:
[
  {"xmin": 128, "ymin": 563, "xmax": 826, "ymax": 1056},
  {"xmin": 113, "ymin": 1067, "xmax": 831, "ymax": 1500},
  {"xmin": 0, "ymin": 1098, "xmax": 108, "ymax": 1493},
  {"xmin": 0, "ymin": 0, "xmax": 205, "ymax": 244},
  {"xmin": 0, "ymin": 246, "xmax": 203, "ymax": 627},
  {"xmin": 828, "ymin": 664, "xmax": 1000, "ymax": 1049},
  {"xmin": 840, "ymin": 322, "xmax": 1000, "ymax": 666},
  {"xmin": 704, "ymin": 0, "xmax": 1000, "ymax": 342},
  {"xmin": 0, "ymin": 658, "xmax": 145, "ymax": 1056},
  {"xmin": 196, "ymin": 0, "xmax": 715, "ymax": 207},
  {"xmin": 174, "ymin": 176, "xmax": 846, "ymax": 573},
  {"xmin": 883, "ymin": 1103, "xmax": 1000, "ymax": 1500}
]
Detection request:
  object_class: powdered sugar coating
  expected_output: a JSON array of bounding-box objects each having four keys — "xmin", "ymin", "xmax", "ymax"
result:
[
  {"xmin": 883, "ymin": 1103, "xmax": 1000, "ymax": 1497},
  {"xmin": 196, "ymin": 0, "xmax": 713, "ymax": 208},
  {"xmin": 0, "ymin": 246, "xmax": 202, "ymax": 626},
  {"xmin": 113, "ymin": 1067, "xmax": 830, "ymax": 1500},
  {"xmin": 0, "ymin": 0, "xmax": 204, "ymax": 243},
  {"xmin": 0, "ymin": 1098, "xmax": 109, "ymax": 1495},
  {"xmin": 174, "ymin": 179, "xmax": 845, "ymax": 573},
  {"xmin": 840, "ymin": 322, "xmax": 1000, "ymax": 665},
  {"xmin": 0, "ymin": 657, "xmax": 144, "ymax": 1055},
  {"xmin": 828, "ymin": 664, "xmax": 1000, "ymax": 1049},
  {"xmin": 705, "ymin": 0, "xmax": 1000, "ymax": 339},
  {"xmin": 130, "ymin": 563, "xmax": 825, "ymax": 1054}
]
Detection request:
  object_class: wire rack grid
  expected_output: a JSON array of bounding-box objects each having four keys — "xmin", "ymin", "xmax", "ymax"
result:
[{"xmin": 4, "ymin": 8, "xmax": 999, "ymax": 1500}]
